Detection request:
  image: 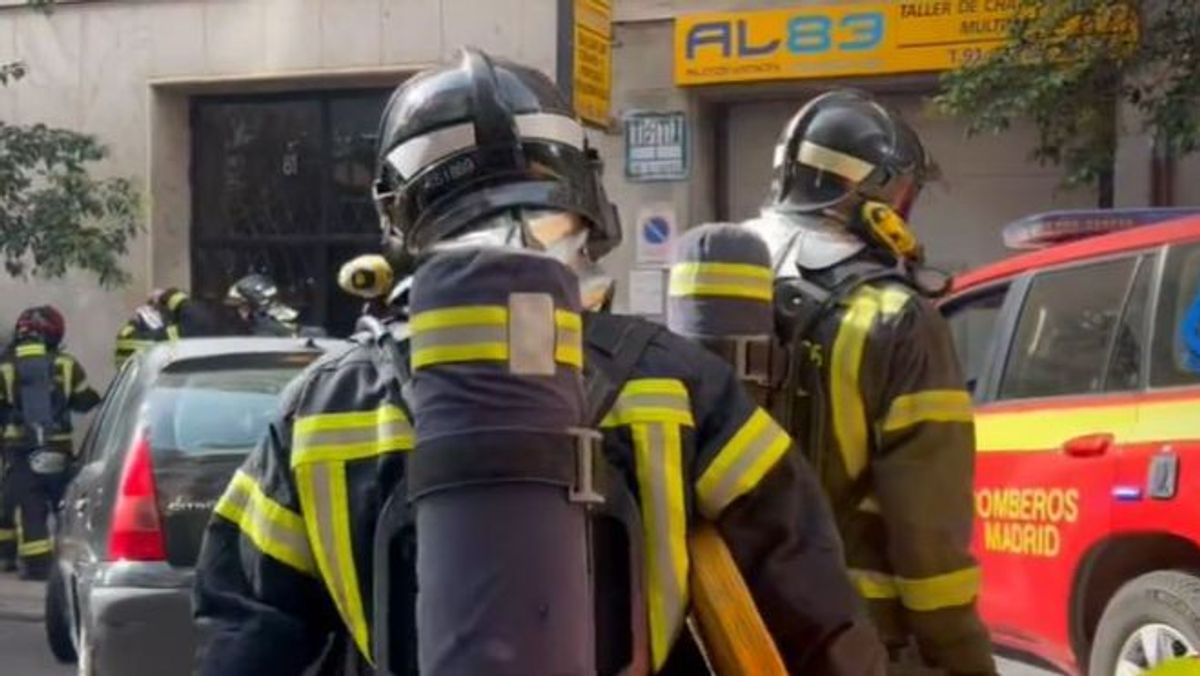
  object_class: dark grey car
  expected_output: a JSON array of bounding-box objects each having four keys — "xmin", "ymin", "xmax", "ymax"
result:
[{"xmin": 43, "ymin": 337, "xmax": 342, "ymax": 675}]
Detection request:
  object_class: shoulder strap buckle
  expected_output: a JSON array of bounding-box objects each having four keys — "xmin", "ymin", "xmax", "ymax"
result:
[{"xmin": 567, "ymin": 427, "xmax": 606, "ymax": 506}]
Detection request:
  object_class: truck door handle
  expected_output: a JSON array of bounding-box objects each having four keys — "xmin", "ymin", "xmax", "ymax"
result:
[
  {"xmin": 1063, "ymin": 434, "xmax": 1113, "ymax": 458},
  {"xmin": 73, "ymin": 498, "xmax": 89, "ymax": 516}
]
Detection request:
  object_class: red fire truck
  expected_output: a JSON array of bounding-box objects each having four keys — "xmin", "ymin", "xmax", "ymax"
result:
[{"xmin": 941, "ymin": 209, "xmax": 1200, "ymax": 675}]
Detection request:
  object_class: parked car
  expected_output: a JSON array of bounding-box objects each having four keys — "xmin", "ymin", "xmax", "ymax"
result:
[
  {"xmin": 941, "ymin": 210, "xmax": 1200, "ymax": 675},
  {"xmin": 44, "ymin": 336, "xmax": 343, "ymax": 675}
]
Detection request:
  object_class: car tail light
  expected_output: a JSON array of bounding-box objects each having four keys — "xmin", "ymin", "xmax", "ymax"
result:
[{"xmin": 107, "ymin": 429, "xmax": 166, "ymax": 561}]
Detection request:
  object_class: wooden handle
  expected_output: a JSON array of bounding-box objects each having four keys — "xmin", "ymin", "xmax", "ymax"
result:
[{"xmin": 688, "ymin": 522, "xmax": 787, "ymax": 676}]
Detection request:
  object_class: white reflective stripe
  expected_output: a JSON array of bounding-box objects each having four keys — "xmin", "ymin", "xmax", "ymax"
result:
[
  {"xmin": 514, "ymin": 112, "xmax": 586, "ymax": 150},
  {"xmin": 386, "ymin": 122, "xmax": 477, "ymax": 179},
  {"xmin": 386, "ymin": 112, "xmax": 586, "ymax": 179},
  {"xmin": 798, "ymin": 140, "xmax": 875, "ymax": 182}
]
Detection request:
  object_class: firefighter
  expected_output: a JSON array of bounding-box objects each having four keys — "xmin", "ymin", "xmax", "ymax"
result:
[
  {"xmin": 194, "ymin": 50, "xmax": 886, "ymax": 675},
  {"xmin": 113, "ymin": 302, "xmax": 169, "ymax": 369},
  {"xmin": 0, "ymin": 306, "xmax": 99, "ymax": 579},
  {"xmin": 225, "ymin": 273, "xmax": 324, "ymax": 337},
  {"xmin": 114, "ymin": 287, "xmax": 216, "ymax": 368},
  {"xmin": 737, "ymin": 90, "xmax": 995, "ymax": 675}
]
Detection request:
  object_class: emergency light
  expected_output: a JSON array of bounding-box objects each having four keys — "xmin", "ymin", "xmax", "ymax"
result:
[{"xmin": 1003, "ymin": 208, "xmax": 1200, "ymax": 251}]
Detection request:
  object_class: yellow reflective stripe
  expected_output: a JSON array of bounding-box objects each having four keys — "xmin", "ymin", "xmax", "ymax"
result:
[
  {"xmin": 166, "ymin": 325, "xmax": 181, "ymax": 341},
  {"xmin": 882, "ymin": 390, "xmax": 974, "ymax": 433},
  {"xmin": 0, "ymin": 364, "xmax": 13, "ymax": 403},
  {"xmin": 0, "ymin": 528, "xmax": 14, "ymax": 542},
  {"xmin": 668, "ymin": 261, "xmax": 773, "ymax": 301},
  {"xmin": 18, "ymin": 539, "xmax": 51, "ymax": 557},
  {"xmin": 292, "ymin": 405, "xmax": 414, "ymax": 467},
  {"xmin": 857, "ymin": 284, "xmax": 912, "ymax": 317},
  {"xmin": 830, "ymin": 291, "xmax": 880, "ymax": 480},
  {"xmin": 850, "ymin": 569, "xmax": 899, "ymax": 600},
  {"xmin": 3, "ymin": 425, "xmax": 20, "ymax": 439},
  {"xmin": 695, "ymin": 408, "xmax": 791, "ymax": 519},
  {"xmin": 213, "ymin": 470, "xmax": 316, "ymax": 576},
  {"xmin": 632, "ymin": 422, "xmax": 689, "ymax": 670},
  {"xmin": 600, "ymin": 379, "xmax": 694, "ymax": 428},
  {"xmin": 16, "ymin": 344, "xmax": 46, "ymax": 358},
  {"xmin": 895, "ymin": 566, "xmax": 981, "ymax": 612},
  {"xmin": 411, "ymin": 304, "xmax": 582, "ymax": 370},
  {"xmin": 555, "ymin": 309, "xmax": 582, "ymax": 332},
  {"xmin": 167, "ymin": 291, "xmax": 188, "ymax": 312},
  {"xmin": 296, "ymin": 462, "xmax": 373, "ymax": 662},
  {"xmin": 55, "ymin": 357, "xmax": 76, "ymax": 395},
  {"xmin": 849, "ymin": 567, "xmax": 982, "ymax": 611},
  {"xmin": 410, "ymin": 305, "xmax": 507, "ymax": 332},
  {"xmin": 411, "ymin": 343, "xmax": 508, "ymax": 369},
  {"xmin": 555, "ymin": 310, "xmax": 584, "ymax": 368}
]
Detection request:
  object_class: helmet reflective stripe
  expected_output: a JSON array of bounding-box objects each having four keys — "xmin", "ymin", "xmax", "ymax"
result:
[
  {"xmin": 797, "ymin": 141, "xmax": 876, "ymax": 183},
  {"xmin": 385, "ymin": 112, "xmax": 586, "ymax": 180}
]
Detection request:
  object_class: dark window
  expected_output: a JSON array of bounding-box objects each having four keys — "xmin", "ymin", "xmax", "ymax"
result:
[
  {"xmin": 1103, "ymin": 255, "xmax": 1155, "ymax": 391},
  {"xmin": 1152, "ymin": 241, "xmax": 1200, "ymax": 388},
  {"xmin": 146, "ymin": 359, "xmax": 311, "ymax": 457},
  {"xmin": 999, "ymin": 257, "xmax": 1139, "ymax": 400},
  {"xmin": 191, "ymin": 90, "xmax": 391, "ymax": 337},
  {"xmin": 943, "ymin": 285, "xmax": 1010, "ymax": 397}
]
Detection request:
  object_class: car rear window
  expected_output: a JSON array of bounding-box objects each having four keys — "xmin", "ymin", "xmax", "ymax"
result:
[{"xmin": 145, "ymin": 356, "xmax": 310, "ymax": 456}]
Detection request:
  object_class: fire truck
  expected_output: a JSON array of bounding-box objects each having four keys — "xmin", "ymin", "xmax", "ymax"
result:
[{"xmin": 941, "ymin": 209, "xmax": 1200, "ymax": 675}]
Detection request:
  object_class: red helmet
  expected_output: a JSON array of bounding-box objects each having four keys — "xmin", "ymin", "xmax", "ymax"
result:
[{"xmin": 15, "ymin": 305, "xmax": 65, "ymax": 347}]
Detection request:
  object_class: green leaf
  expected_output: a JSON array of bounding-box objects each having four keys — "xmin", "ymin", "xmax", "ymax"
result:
[{"xmin": 937, "ymin": 0, "xmax": 1198, "ymax": 203}]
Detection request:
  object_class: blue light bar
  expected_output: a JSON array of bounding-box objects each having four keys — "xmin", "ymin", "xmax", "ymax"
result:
[{"xmin": 1003, "ymin": 208, "xmax": 1200, "ymax": 251}]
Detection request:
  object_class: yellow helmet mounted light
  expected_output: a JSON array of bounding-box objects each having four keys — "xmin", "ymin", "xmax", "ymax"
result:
[
  {"xmin": 338, "ymin": 254, "xmax": 395, "ymax": 300},
  {"xmin": 860, "ymin": 201, "xmax": 922, "ymax": 261}
]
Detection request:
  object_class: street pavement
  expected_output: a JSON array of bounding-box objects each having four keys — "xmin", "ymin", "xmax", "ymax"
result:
[
  {"xmin": 0, "ymin": 574, "xmax": 71, "ymax": 676},
  {"xmin": 0, "ymin": 571, "xmax": 1057, "ymax": 676}
]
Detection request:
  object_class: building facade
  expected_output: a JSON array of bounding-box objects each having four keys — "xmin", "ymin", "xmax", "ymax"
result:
[{"xmin": 0, "ymin": 0, "xmax": 1193, "ymax": 386}]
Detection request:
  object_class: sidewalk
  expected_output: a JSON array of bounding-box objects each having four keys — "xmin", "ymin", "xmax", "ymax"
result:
[{"xmin": 0, "ymin": 573, "xmax": 44, "ymax": 622}]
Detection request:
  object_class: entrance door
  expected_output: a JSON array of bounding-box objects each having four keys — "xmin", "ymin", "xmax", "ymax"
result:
[{"xmin": 191, "ymin": 89, "xmax": 391, "ymax": 337}]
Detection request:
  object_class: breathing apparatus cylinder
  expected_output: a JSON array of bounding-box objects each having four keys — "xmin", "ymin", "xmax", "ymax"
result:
[
  {"xmin": 667, "ymin": 223, "xmax": 777, "ymax": 387},
  {"xmin": 407, "ymin": 247, "xmax": 596, "ymax": 676}
]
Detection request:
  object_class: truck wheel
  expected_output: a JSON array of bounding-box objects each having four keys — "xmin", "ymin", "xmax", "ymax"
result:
[
  {"xmin": 44, "ymin": 565, "xmax": 77, "ymax": 664},
  {"xmin": 1088, "ymin": 571, "xmax": 1200, "ymax": 675}
]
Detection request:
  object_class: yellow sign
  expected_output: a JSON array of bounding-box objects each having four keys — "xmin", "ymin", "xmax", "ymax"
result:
[
  {"xmin": 975, "ymin": 487, "xmax": 1079, "ymax": 558},
  {"xmin": 573, "ymin": 0, "xmax": 612, "ymax": 127},
  {"xmin": 675, "ymin": 1, "xmax": 1019, "ymax": 86}
]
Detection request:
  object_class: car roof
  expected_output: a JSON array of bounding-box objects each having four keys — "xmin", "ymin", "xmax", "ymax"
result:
[
  {"xmin": 953, "ymin": 214, "xmax": 1200, "ymax": 293},
  {"xmin": 136, "ymin": 336, "xmax": 346, "ymax": 376}
]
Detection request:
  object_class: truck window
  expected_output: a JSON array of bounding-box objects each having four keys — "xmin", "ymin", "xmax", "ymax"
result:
[
  {"xmin": 1151, "ymin": 241, "xmax": 1200, "ymax": 388},
  {"xmin": 943, "ymin": 285, "xmax": 1009, "ymax": 397},
  {"xmin": 999, "ymin": 257, "xmax": 1139, "ymax": 400},
  {"xmin": 1103, "ymin": 255, "xmax": 1154, "ymax": 392}
]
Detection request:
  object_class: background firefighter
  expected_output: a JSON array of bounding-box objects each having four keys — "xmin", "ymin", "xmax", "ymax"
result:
[
  {"xmin": 738, "ymin": 90, "xmax": 997, "ymax": 675},
  {"xmin": 0, "ymin": 306, "xmax": 99, "ymax": 578},
  {"xmin": 193, "ymin": 49, "xmax": 885, "ymax": 675}
]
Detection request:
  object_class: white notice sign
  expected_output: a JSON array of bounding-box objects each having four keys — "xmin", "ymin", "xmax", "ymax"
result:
[{"xmin": 628, "ymin": 268, "xmax": 665, "ymax": 316}]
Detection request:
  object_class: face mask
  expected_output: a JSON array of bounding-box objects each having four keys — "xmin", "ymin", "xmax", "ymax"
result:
[{"xmin": 431, "ymin": 209, "xmax": 615, "ymax": 310}]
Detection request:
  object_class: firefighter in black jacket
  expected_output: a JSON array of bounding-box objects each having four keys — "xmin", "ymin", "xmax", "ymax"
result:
[
  {"xmin": 738, "ymin": 90, "xmax": 995, "ymax": 675},
  {"xmin": 0, "ymin": 306, "xmax": 99, "ymax": 578},
  {"xmin": 194, "ymin": 50, "xmax": 885, "ymax": 675},
  {"xmin": 114, "ymin": 287, "xmax": 216, "ymax": 368}
]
